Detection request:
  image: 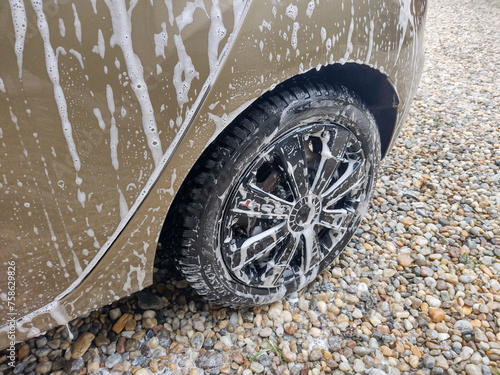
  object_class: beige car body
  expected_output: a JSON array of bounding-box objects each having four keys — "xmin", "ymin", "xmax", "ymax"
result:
[{"xmin": 0, "ymin": 0, "xmax": 426, "ymax": 348}]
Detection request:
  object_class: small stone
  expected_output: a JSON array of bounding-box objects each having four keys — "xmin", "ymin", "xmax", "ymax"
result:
[
  {"xmin": 268, "ymin": 302, "xmax": 283, "ymax": 320},
  {"xmin": 402, "ymin": 217, "xmax": 415, "ymax": 225},
  {"xmin": 339, "ymin": 362, "xmax": 351, "ymax": 371},
  {"xmin": 398, "ymin": 255, "xmax": 413, "ymax": 267},
  {"xmin": 47, "ymin": 339, "xmax": 61, "ymax": 350},
  {"xmin": 422, "ymin": 355, "xmax": 435, "ymax": 369},
  {"xmin": 35, "ymin": 362, "xmax": 52, "ymax": 374},
  {"xmin": 421, "ymin": 266, "xmax": 434, "ymax": 277},
  {"xmin": 149, "ymin": 337, "xmax": 159, "ymax": 349},
  {"xmin": 465, "ymin": 364, "xmax": 482, "ymax": 375},
  {"xmin": 310, "ymin": 328, "xmax": 321, "ymax": 338},
  {"xmin": 436, "ymin": 280, "xmax": 448, "ymax": 291},
  {"xmin": 18, "ymin": 344, "xmax": 30, "ymax": 361},
  {"xmin": 250, "ymin": 361, "xmax": 264, "ymax": 373},
  {"xmin": 284, "ymin": 322, "xmax": 298, "ymax": 335},
  {"xmin": 259, "ymin": 327, "xmax": 273, "ymax": 337},
  {"xmin": 136, "ymin": 291, "xmax": 165, "ymax": 310},
  {"xmin": 195, "ymin": 351, "xmax": 224, "ymax": 371},
  {"xmin": 429, "ymin": 308, "xmax": 445, "ymax": 323},
  {"xmin": 434, "ymin": 355, "xmax": 449, "ymax": 369},
  {"xmin": 461, "ymin": 347, "xmax": 474, "ymax": 360},
  {"xmin": 136, "ymin": 369, "xmax": 154, "ymax": 375},
  {"xmin": 353, "ymin": 346, "xmax": 372, "ymax": 356},
  {"xmin": 459, "ymin": 274, "xmax": 476, "ymax": 284},
  {"xmin": 105, "ymin": 353, "xmax": 123, "ymax": 368},
  {"xmin": 353, "ymin": 359, "xmax": 365, "ymax": 373},
  {"xmin": 191, "ymin": 332, "xmax": 204, "ymax": 350},
  {"xmin": 109, "ymin": 308, "xmax": 122, "ymax": 321},
  {"xmin": 112, "ymin": 313, "xmax": 133, "ymax": 333},
  {"xmin": 94, "ymin": 334, "xmax": 110, "ymax": 346},
  {"xmin": 473, "ymin": 328, "xmax": 488, "ymax": 342},
  {"xmin": 70, "ymin": 332, "xmax": 95, "ymax": 359},
  {"xmin": 36, "ymin": 337, "xmax": 48, "ymax": 348},
  {"xmin": 380, "ymin": 346, "xmax": 392, "ymax": 356},
  {"xmin": 409, "ymin": 355, "xmax": 420, "ymax": 368},
  {"xmin": 454, "ymin": 320, "xmax": 473, "ymax": 334},
  {"xmin": 231, "ymin": 350, "xmax": 245, "ymax": 365},
  {"xmin": 426, "ymin": 295, "xmax": 441, "ymax": 308}
]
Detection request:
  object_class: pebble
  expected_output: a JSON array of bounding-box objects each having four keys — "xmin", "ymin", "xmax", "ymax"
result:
[
  {"xmin": 454, "ymin": 320, "xmax": 474, "ymax": 334},
  {"xmin": 429, "ymin": 308, "xmax": 445, "ymax": 323},
  {"xmin": 70, "ymin": 332, "xmax": 95, "ymax": 359}
]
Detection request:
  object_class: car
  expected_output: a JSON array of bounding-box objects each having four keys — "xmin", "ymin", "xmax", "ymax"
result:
[{"xmin": 0, "ymin": 0, "xmax": 426, "ymax": 348}]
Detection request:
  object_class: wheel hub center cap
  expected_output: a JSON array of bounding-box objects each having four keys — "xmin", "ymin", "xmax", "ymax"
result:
[{"xmin": 289, "ymin": 195, "xmax": 321, "ymax": 232}]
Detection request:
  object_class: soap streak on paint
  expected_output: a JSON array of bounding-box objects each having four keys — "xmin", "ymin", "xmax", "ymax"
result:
[
  {"xmin": 343, "ymin": 4, "xmax": 355, "ymax": 61},
  {"xmin": 72, "ymin": 3, "xmax": 82, "ymax": 44},
  {"xmin": 58, "ymin": 18, "xmax": 66, "ymax": 38},
  {"xmin": 365, "ymin": 19, "xmax": 374, "ymax": 64},
  {"xmin": 92, "ymin": 108, "xmax": 105, "ymax": 130},
  {"xmin": 8, "ymin": 0, "xmax": 27, "ymax": 80},
  {"xmin": 207, "ymin": 0, "xmax": 226, "ymax": 75},
  {"xmin": 94, "ymin": 29, "xmax": 105, "ymax": 59},
  {"xmin": 106, "ymin": 84, "xmax": 119, "ymax": 170},
  {"xmin": 68, "ymin": 49, "xmax": 84, "ymax": 69},
  {"xmin": 153, "ymin": 22, "xmax": 168, "ymax": 58},
  {"xmin": 117, "ymin": 187, "xmax": 129, "ymax": 221},
  {"xmin": 163, "ymin": 0, "xmax": 174, "ymax": 27},
  {"xmin": 8, "ymin": 106, "xmax": 77, "ymax": 280},
  {"xmin": 104, "ymin": 0, "xmax": 163, "ymax": 167},
  {"xmin": 30, "ymin": 0, "xmax": 82, "ymax": 174}
]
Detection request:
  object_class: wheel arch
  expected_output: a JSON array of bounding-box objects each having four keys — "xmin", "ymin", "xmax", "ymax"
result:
[{"xmin": 297, "ymin": 64, "xmax": 399, "ymax": 158}]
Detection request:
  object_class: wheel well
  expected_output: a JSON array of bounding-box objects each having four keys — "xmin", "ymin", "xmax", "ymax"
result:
[{"xmin": 300, "ymin": 64, "xmax": 399, "ymax": 158}]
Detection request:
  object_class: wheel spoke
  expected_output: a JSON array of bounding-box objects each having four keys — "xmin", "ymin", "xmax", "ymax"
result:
[
  {"xmin": 311, "ymin": 127, "xmax": 351, "ymax": 195},
  {"xmin": 231, "ymin": 221, "xmax": 289, "ymax": 272},
  {"xmin": 261, "ymin": 233, "xmax": 302, "ymax": 286},
  {"xmin": 322, "ymin": 158, "xmax": 365, "ymax": 208},
  {"xmin": 319, "ymin": 207, "xmax": 355, "ymax": 230},
  {"xmin": 275, "ymin": 134, "xmax": 309, "ymax": 199},
  {"xmin": 231, "ymin": 183, "xmax": 293, "ymax": 220},
  {"xmin": 301, "ymin": 227, "xmax": 321, "ymax": 274}
]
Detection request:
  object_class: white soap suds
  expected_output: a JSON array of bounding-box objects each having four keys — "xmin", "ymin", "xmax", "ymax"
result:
[
  {"xmin": 72, "ymin": 4, "xmax": 82, "ymax": 44},
  {"xmin": 8, "ymin": 0, "xmax": 27, "ymax": 79},
  {"xmin": 92, "ymin": 108, "xmax": 105, "ymax": 130},
  {"xmin": 154, "ymin": 22, "xmax": 168, "ymax": 58},
  {"xmin": 58, "ymin": 18, "xmax": 65, "ymax": 37},
  {"xmin": 285, "ymin": 4, "xmax": 298, "ymax": 20},
  {"xmin": 93, "ymin": 29, "xmax": 105, "ymax": 58},
  {"xmin": 105, "ymin": 0, "xmax": 163, "ymax": 167},
  {"xmin": 306, "ymin": 0, "xmax": 315, "ymax": 18},
  {"xmin": 68, "ymin": 49, "xmax": 84, "ymax": 69},
  {"xmin": 173, "ymin": 34, "xmax": 200, "ymax": 110},
  {"xmin": 31, "ymin": 0, "xmax": 81, "ymax": 173},
  {"xmin": 163, "ymin": 0, "xmax": 174, "ymax": 26},
  {"xmin": 175, "ymin": 0, "xmax": 207, "ymax": 32},
  {"xmin": 208, "ymin": 0, "xmax": 226, "ymax": 75},
  {"xmin": 365, "ymin": 19, "xmax": 374, "ymax": 64},
  {"xmin": 117, "ymin": 187, "xmax": 129, "ymax": 221}
]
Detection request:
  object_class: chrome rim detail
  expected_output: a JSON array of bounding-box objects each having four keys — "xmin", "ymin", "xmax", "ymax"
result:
[{"xmin": 220, "ymin": 123, "xmax": 367, "ymax": 288}]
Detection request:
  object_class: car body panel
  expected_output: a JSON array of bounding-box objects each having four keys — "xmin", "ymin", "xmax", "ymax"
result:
[{"xmin": 0, "ymin": 0, "xmax": 425, "ymax": 347}]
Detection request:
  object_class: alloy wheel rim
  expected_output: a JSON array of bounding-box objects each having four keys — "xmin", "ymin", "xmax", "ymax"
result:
[{"xmin": 220, "ymin": 123, "xmax": 368, "ymax": 288}]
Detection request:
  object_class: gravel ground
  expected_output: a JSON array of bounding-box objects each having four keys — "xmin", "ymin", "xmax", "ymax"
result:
[{"xmin": 2, "ymin": 0, "xmax": 500, "ymax": 374}]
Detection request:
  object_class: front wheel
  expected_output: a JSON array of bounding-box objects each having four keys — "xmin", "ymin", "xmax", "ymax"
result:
[{"xmin": 169, "ymin": 79, "xmax": 380, "ymax": 306}]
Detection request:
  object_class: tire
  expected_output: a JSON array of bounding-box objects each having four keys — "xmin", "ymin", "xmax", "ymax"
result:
[{"xmin": 169, "ymin": 77, "xmax": 380, "ymax": 306}]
